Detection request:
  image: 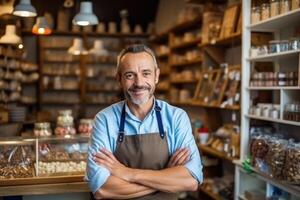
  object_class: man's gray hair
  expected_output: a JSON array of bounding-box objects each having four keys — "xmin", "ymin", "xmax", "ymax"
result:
[{"xmin": 116, "ymin": 44, "xmax": 158, "ymax": 75}]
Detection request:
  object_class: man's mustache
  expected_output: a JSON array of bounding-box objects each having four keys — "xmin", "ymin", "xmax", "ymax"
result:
[{"xmin": 128, "ymin": 85, "xmax": 151, "ymax": 92}]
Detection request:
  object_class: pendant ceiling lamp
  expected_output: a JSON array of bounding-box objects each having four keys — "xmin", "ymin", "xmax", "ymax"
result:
[
  {"xmin": 89, "ymin": 40, "xmax": 108, "ymax": 56},
  {"xmin": 72, "ymin": 1, "xmax": 98, "ymax": 26},
  {"xmin": 13, "ymin": 0, "xmax": 37, "ymax": 17},
  {"xmin": 0, "ymin": 25, "xmax": 22, "ymax": 44},
  {"xmin": 32, "ymin": 16, "xmax": 52, "ymax": 35},
  {"xmin": 68, "ymin": 38, "xmax": 88, "ymax": 55}
]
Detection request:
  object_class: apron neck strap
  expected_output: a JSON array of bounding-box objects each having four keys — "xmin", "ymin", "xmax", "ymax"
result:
[{"xmin": 118, "ymin": 100, "xmax": 165, "ymax": 143}]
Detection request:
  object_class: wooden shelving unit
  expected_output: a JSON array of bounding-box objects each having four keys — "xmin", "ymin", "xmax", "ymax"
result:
[
  {"xmin": 199, "ymin": 186, "xmax": 221, "ymax": 200},
  {"xmin": 198, "ymin": 144, "xmax": 237, "ymax": 162}
]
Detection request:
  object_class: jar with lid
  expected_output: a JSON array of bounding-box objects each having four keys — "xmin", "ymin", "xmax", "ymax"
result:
[
  {"xmin": 34, "ymin": 122, "xmax": 52, "ymax": 137},
  {"xmin": 280, "ymin": 40, "xmax": 290, "ymax": 51},
  {"xmin": 289, "ymin": 37, "xmax": 300, "ymax": 50},
  {"xmin": 292, "ymin": 0, "xmax": 300, "ymax": 9},
  {"xmin": 269, "ymin": 40, "xmax": 281, "ymax": 53},
  {"xmin": 280, "ymin": 0, "xmax": 291, "ymax": 14},
  {"xmin": 251, "ymin": 6, "xmax": 261, "ymax": 24},
  {"xmin": 270, "ymin": 0, "xmax": 280, "ymax": 17},
  {"xmin": 78, "ymin": 119, "xmax": 93, "ymax": 136},
  {"xmin": 55, "ymin": 110, "xmax": 76, "ymax": 136},
  {"xmin": 261, "ymin": 3, "xmax": 270, "ymax": 20},
  {"xmin": 278, "ymin": 72, "xmax": 287, "ymax": 86}
]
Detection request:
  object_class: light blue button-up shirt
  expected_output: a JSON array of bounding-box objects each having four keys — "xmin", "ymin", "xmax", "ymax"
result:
[{"xmin": 85, "ymin": 99, "xmax": 203, "ymax": 193}]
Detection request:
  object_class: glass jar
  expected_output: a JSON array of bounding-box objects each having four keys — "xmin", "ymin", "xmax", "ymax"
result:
[
  {"xmin": 280, "ymin": 40, "xmax": 290, "ymax": 51},
  {"xmin": 290, "ymin": 37, "xmax": 300, "ymax": 50},
  {"xmin": 251, "ymin": 6, "xmax": 261, "ymax": 24},
  {"xmin": 270, "ymin": 0, "xmax": 280, "ymax": 17},
  {"xmin": 278, "ymin": 72, "xmax": 287, "ymax": 86},
  {"xmin": 292, "ymin": 0, "xmax": 300, "ymax": 9},
  {"xmin": 261, "ymin": 3, "xmax": 270, "ymax": 20},
  {"xmin": 280, "ymin": 0, "xmax": 291, "ymax": 14},
  {"xmin": 55, "ymin": 110, "xmax": 76, "ymax": 136},
  {"xmin": 78, "ymin": 119, "xmax": 93, "ymax": 136},
  {"xmin": 269, "ymin": 40, "xmax": 281, "ymax": 53},
  {"xmin": 283, "ymin": 143, "xmax": 300, "ymax": 184},
  {"xmin": 34, "ymin": 122, "xmax": 52, "ymax": 137}
]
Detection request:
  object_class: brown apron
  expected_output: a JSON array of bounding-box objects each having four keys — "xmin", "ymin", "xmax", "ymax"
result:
[{"xmin": 113, "ymin": 101, "xmax": 178, "ymax": 200}]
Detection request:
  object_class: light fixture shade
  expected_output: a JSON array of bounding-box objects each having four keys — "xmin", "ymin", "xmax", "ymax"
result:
[
  {"xmin": 89, "ymin": 40, "xmax": 108, "ymax": 56},
  {"xmin": 0, "ymin": 25, "xmax": 22, "ymax": 44},
  {"xmin": 72, "ymin": 1, "xmax": 98, "ymax": 26},
  {"xmin": 32, "ymin": 16, "xmax": 52, "ymax": 35},
  {"xmin": 13, "ymin": 0, "xmax": 37, "ymax": 17},
  {"xmin": 68, "ymin": 38, "xmax": 88, "ymax": 55}
]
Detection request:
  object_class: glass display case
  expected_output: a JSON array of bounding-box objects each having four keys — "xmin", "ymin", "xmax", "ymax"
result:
[{"xmin": 0, "ymin": 135, "xmax": 89, "ymax": 186}]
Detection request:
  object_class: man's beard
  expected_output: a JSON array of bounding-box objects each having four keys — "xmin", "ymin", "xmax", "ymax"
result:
[{"xmin": 125, "ymin": 84, "xmax": 154, "ymax": 105}]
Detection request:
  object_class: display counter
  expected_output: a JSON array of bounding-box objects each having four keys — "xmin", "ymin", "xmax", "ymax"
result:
[{"xmin": 0, "ymin": 135, "xmax": 90, "ymax": 196}]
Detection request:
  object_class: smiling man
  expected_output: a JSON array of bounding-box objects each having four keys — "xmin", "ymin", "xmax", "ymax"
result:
[{"xmin": 86, "ymin": 44, "xmax": 203, "ymax": 200}]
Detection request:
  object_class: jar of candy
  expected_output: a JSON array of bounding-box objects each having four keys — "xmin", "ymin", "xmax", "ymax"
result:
[
  {"xmin": 261, "ymin": 3, "xmax": 270, "ymax": 20},
  {"xmin": 280, "ymin": 0, "xmax": 291, "ymax": 14},
  {"xmin": 78, "ymin": 119, "xmax": 93, "ymax": 136},
  {"xmin": 251, "ymin": 6, "xmax": 261, "ymax": 24},
  {"xmin": 270, "ymin": 0, "xmax": 280, "ymax": 17},
  {"xmin": 34, "ymin": 122, "xmax": 52, "ymax": 137},
  {"xmin": 55, "ymin": 110, "xmax": 76, "ymax": 136},
  {"xmin": 292, "ymin": 0, "xmax": 300, "ymax": 9}
]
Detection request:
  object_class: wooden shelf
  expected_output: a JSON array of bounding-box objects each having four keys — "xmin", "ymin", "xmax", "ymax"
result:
[
  {"xmin": 198, "ymin": 144, "xmax": 237, "ymax": 162},
  {"xmin": 156, "ymin": 53, "xmax": 169, "ymax": 59},
  {"xmin": 191, "ymin": 101, "xmax": 240, "ymax": 110},
  {"xmin": 171, "ymin": 101, "xmax": 192, "ymax": 106},
  {"xmin": 42, "ymin": 73, "xmax": 79, "ymax": 77},
  {"xmin": 185, "ymin": 0, "xmax": 226, "ymax": 4},
  {"xmin": 245, "ymin": 114, "xmax": 300, "ymax": 126},
  {"xmin": 43, "ymin": 60, "xmax": 80, "ymax": 64},
  {"xmin": 170, "ymin": 38, "xmax": 202, "ymax": 50},
  {"xmin": 235, "ymin": 161, "xmax": 300, "ymax": 197},
  {"xmin": 86, "ymin": 88, "xmax": 120, "ymax": 92},
  {"xmin": 43, "ymin": 88, "xmax": 79, "ymax": 92},
  {"xmin": 199, "ymin": 32, "xmax": 241, "ymax": 48},
  {"xmin": 170, "ymin": 58, "xmax": 202, "ymax": 68},
  {"xmin": 149, "ymin": 32, "xmax": 169, "ymax": 43},
  {"xmin": 248, "ymin": 8, "xmax": 300, "ymax": 32},
  {"xmin": 41, "ymin": 100, "xmax": 80, "ymax": 105},
  {"xmin": 199, "ymin": 186, "xmax": 221, "ymax": 200},
  {"xmin": 246, "ymin": 86, "xmax": 300, "ymax": 90},
  {"xmin": 169, "ymin": 16, "xmax": 202, "ymax": 33},
  {"xmin": 22, "ymin": 30, "xmax": 149, "ymax": 38},
  {"xmin": 170, "ymin": 78, "xmax": 198, "ymax": 84},
  {"xmin": 248, "ymin": 49, "xmax": 300, "ymax": 62}
]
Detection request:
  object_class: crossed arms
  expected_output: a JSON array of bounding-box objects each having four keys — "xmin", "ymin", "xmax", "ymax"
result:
[{"xmin": 92, "ymin": 148, "xmax": 198, "ymax": 199}]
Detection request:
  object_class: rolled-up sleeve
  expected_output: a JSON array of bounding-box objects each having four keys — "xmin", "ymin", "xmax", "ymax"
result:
[
  {"xmin": 85, "ymin": 113, "xmax": 112, "ymax": 193},
  {"xmin": 174, "ymin": 110, "xmax": 203, "ymax": 184}
]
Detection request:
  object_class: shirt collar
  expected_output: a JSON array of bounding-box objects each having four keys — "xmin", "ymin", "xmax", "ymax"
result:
[{"xmin": 124, "ymin": 97, "xmax": 157, "ymax": 122}]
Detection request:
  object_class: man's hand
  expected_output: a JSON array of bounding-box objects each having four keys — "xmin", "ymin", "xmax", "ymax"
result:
[
  {"xmin": 93, "ymin": 148, "xmax": 134, "ymax": 181},
  {"xmin": 167, "ymin": 148, "xmax": 190, "ymax": 168}
]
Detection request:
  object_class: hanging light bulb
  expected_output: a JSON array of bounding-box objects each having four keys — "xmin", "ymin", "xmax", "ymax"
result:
[
  {"xmin": 72, "ymin": 1, "xmax": 98, "ymax": 26},
  {"xmin": 68, "ymin": 38, "xmax": 88, "ymax": 55},
  {"xmin": 32, "ymin": 16, "xmax": 52, "ymax": 35},
  {"xmin": 89, "ymin": 40, "xmax": 108, "ymax": 56},
  {"xmin": 0, "ymin": 25, "xmax": 22, "ymax": 44},
  {"xmin": 13, "ymin": 0, "xmax": 37, "ymax": 17}
]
